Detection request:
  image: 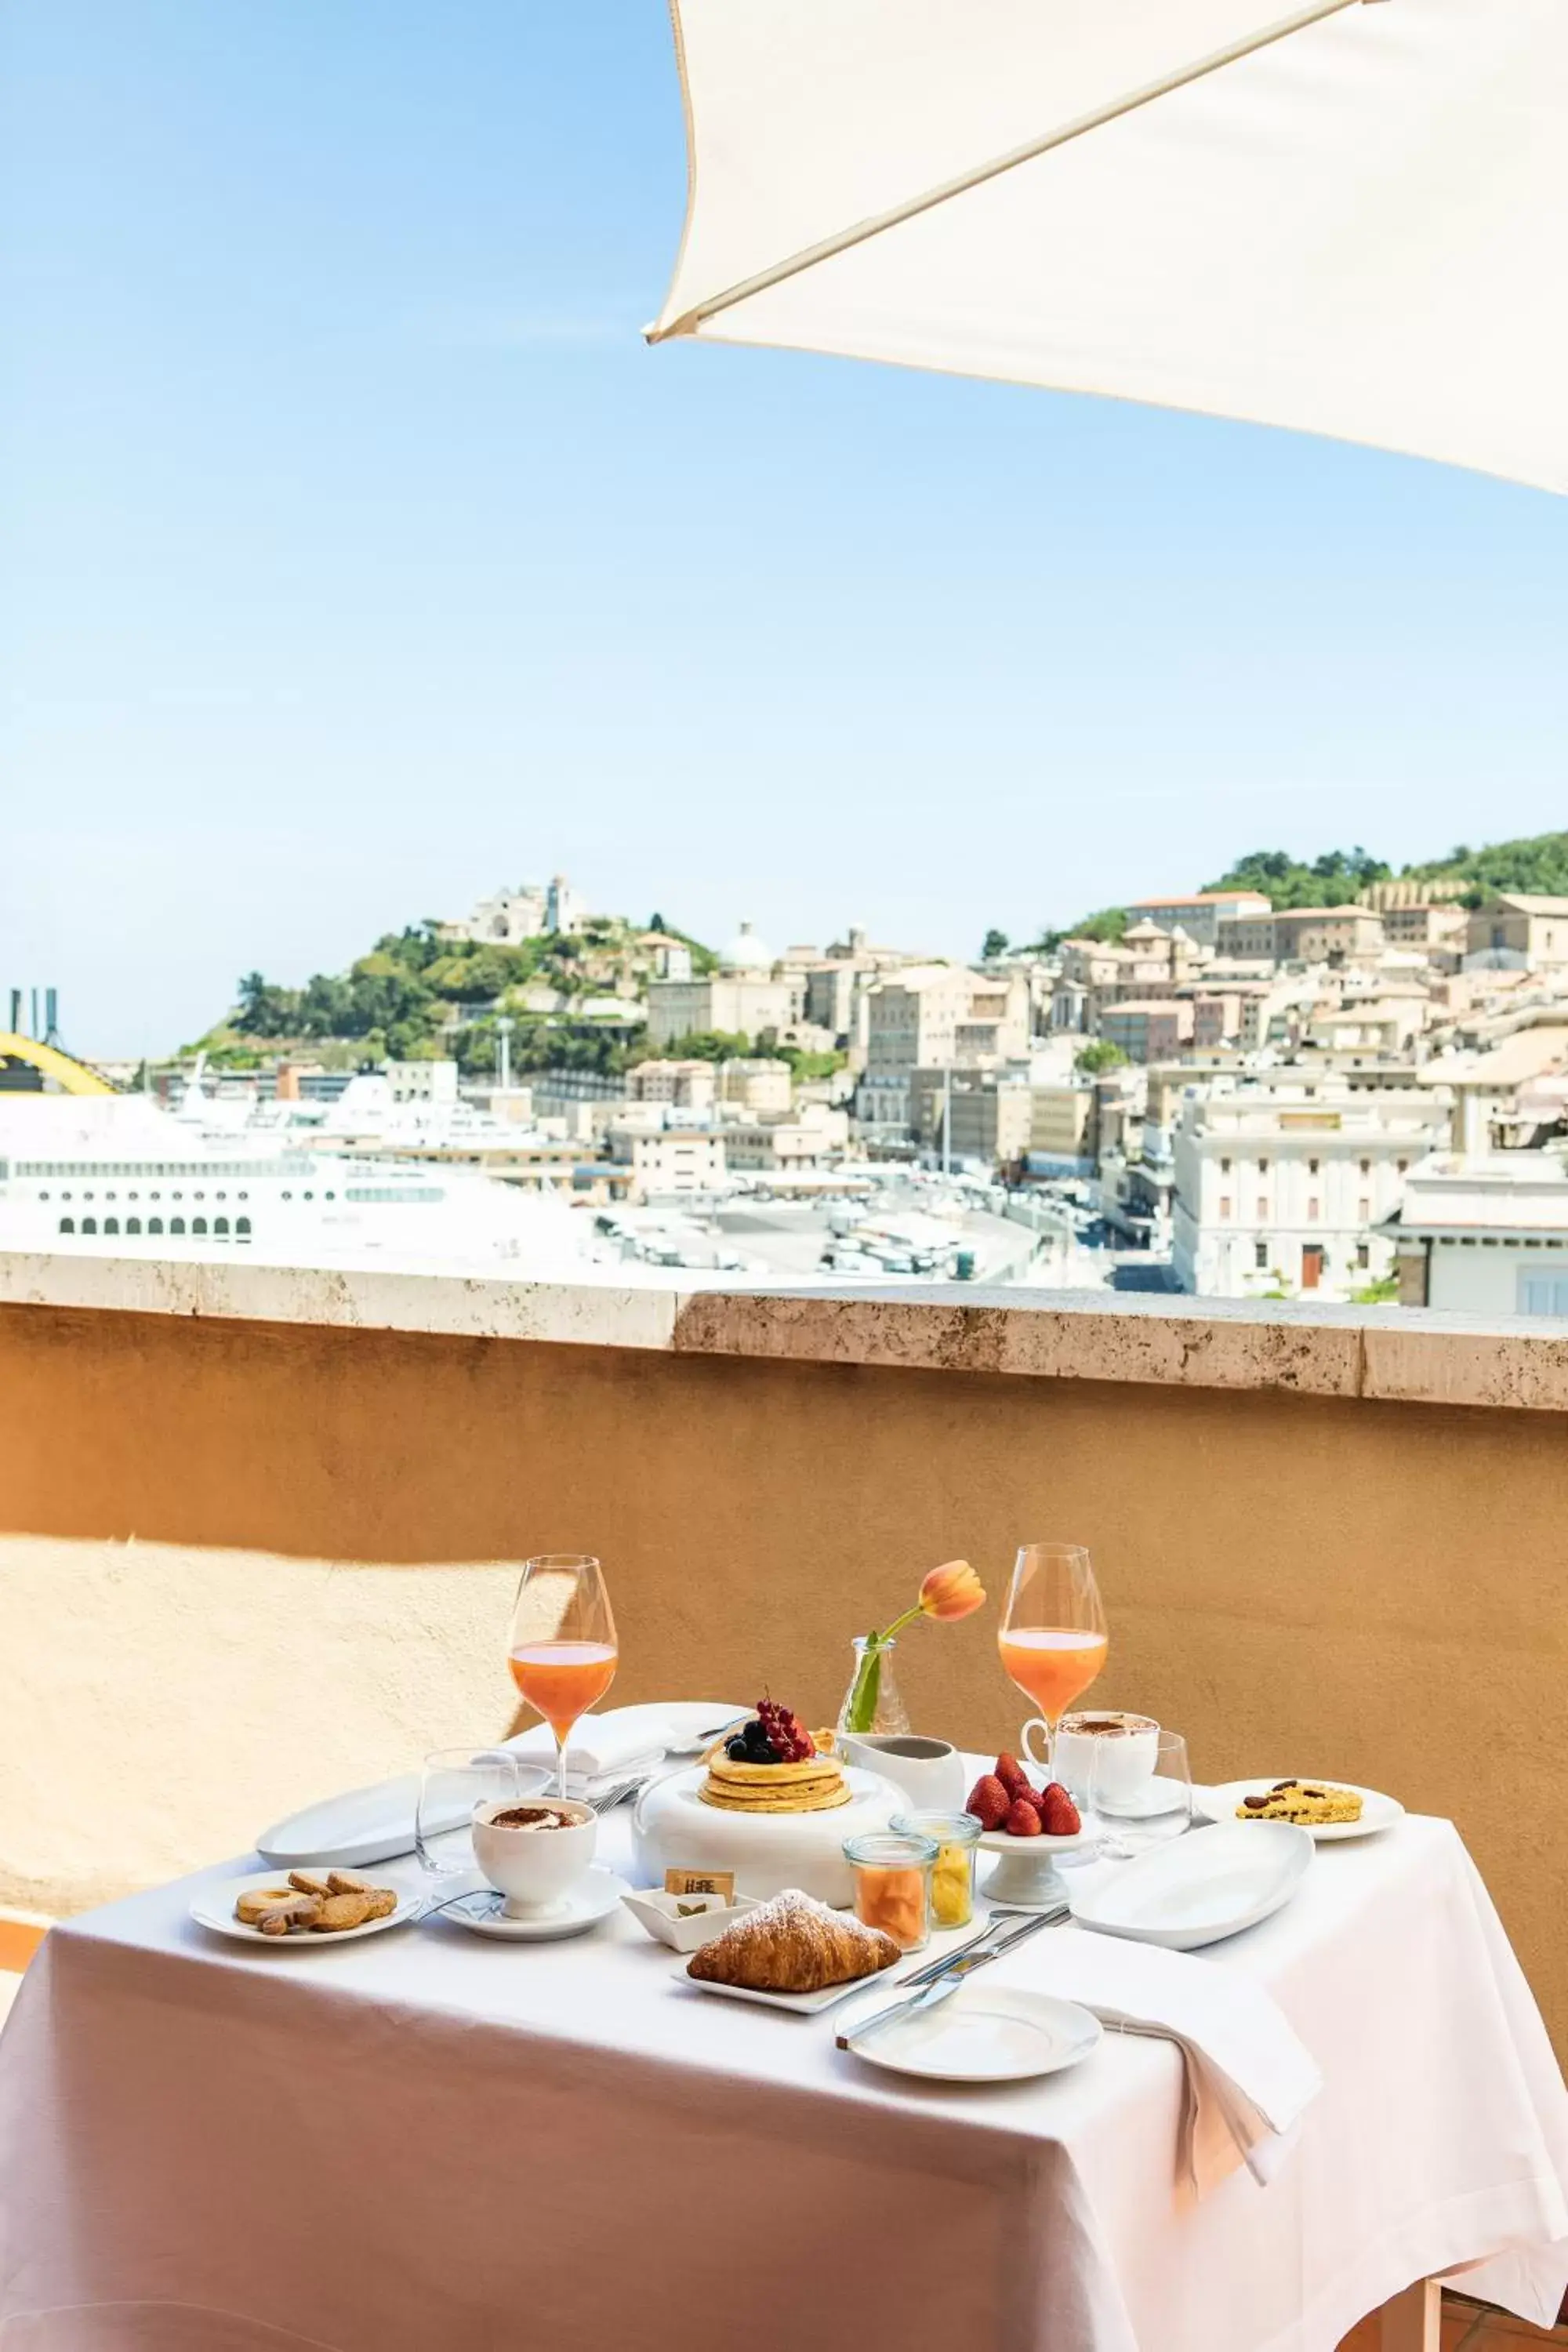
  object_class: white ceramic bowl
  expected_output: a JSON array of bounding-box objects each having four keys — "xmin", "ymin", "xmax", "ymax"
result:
[
  {"xmin": 472, "ymin": 1797, "xmax": 597, "ymax": 1918},
  {"xmin": 620, "ymin": 1889, "xmax": 760, "ymax": 1953},
  {"xmin": 632, "ymin": 1764, "xmax": 901, "ymax": 1906}
]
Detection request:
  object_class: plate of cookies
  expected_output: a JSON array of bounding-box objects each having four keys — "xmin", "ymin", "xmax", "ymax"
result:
[
  {"xmin": 1196, "ymin": 1778, "xmax": 1405, "ymax": 1842},
  {"xmin": 191, "ymin": 1867, "xmax": 416, "ymax": 1944}
]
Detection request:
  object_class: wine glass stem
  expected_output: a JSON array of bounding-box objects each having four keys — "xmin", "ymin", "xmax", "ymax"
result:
[{"xmin": 556, "ymin": 1730, "xmax": 569, "ymax": 1803}]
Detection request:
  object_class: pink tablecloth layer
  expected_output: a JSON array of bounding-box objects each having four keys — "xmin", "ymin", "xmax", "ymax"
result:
[{"xmin": 0, "ymin": 1809, "xmax": 1564, "ymax": 2352}]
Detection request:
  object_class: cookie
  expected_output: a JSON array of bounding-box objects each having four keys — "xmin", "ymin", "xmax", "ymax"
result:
[{"xmin": 313, "ymin": 1891, "xmax": 375, "ymax": 1932}]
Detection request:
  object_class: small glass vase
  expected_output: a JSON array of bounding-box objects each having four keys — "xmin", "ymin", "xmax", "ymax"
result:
[{"xmin": 837, "ymin": 1635, "xmax": 912, "ymax": 1737}]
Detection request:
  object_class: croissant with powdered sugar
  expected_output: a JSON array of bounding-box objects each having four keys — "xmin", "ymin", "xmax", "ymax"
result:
[{"xmin": 687, "ymin": 1888, "xmax": 899, "ymax": 1993}]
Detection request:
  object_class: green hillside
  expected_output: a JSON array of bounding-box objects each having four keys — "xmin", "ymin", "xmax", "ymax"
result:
[
  {"xmin": 1203, "ymin": 831, "xmax": 1568, "ymax": 911},
  {"xmin": 194, "ymin": 913, "xmax": 717, "ymax": 1076}
]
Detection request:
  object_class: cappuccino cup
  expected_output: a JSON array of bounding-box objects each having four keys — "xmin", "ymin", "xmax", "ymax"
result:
[
  {"xmin": 1047, "ymin": 1712, "xmax": 1160, "ymax": 1806},
  {"xmin": 471, "ymin": 1796, "xmax": 597, "ymax": 1918}
]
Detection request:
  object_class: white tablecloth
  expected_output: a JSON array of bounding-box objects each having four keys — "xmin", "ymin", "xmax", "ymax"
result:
[{"xmin": 0, "ymin": 1806, "xmax": 1564, "ymax": 2352}]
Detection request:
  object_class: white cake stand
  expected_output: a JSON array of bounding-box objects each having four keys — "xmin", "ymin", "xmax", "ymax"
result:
[{"xmin": 978, "ymin": 1822, "xmax": 1098, "ymax": 1910}]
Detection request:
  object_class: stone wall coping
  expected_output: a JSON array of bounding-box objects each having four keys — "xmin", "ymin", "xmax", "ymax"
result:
[{"xmin": 3, "ymin": 1249, "xmax": 1567, "ymax": 1413}]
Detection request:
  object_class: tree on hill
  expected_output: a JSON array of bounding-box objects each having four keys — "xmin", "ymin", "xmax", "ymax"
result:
[
  {"xmin": 659, "ymin": 1029, "xmax": 753, "ymax": 1062},
  {"xmin": 1406, "ymin": 831, "xmax": 1568, "ymax": 904},
  {"xmin": 981, "ymin": 927, "xmax": 1010, "ymax": 960},
  {"xmin": 1074, "ymin": 1039, "xmax": 1128, "ymax": 1075},
  {"xmin": 1201, "ymin": 848, "xmax": 1391, "ymax": 908}
]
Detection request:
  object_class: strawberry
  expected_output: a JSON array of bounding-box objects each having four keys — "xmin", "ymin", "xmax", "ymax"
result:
[
  {"xmin": 1004, "ymin": 1796, "xmax": 1042, "ymax": 1837},
  {"xmin": 965, "ymin": 1773, "xmax": 1010, "ymax": 1831},
  {"xmin": 994, "ymin": 1753, "xmax": 1031, "ymax": 1801},
  {"xmin": 1038, "ymin": 1783, "xmax": 1081, "ymax": 1837}
]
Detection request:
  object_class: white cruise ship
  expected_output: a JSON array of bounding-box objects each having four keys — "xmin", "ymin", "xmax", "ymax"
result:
[{"xmin": 0, "ymin": 1091, "xmax": 608, "ymax": 1279}]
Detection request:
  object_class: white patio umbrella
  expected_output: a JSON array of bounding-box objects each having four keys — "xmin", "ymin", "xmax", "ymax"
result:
[{"xmin": 648, "ymin": 0, "xmax": 1568, "ymax": 492}]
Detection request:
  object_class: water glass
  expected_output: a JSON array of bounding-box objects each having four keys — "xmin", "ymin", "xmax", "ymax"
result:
[
  {"xmin": 1091, "ymin": 1731, "xmax": 1193, "ymax": 1860},
  {"xmin": 416, "ymin": 1748, "xmax": 532, "ymax": 1882}
]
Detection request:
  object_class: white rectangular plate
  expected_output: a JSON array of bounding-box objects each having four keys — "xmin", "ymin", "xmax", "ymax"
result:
[
  {"xmin": 1070, "ymin": 1820, "xmax": 1313, "ymax": 1950},
  {"xmin": 677, "ymin": 1956, "xmax": 908, "ymax": 2013}
]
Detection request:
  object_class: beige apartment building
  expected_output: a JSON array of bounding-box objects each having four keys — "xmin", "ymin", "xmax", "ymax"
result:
[
  {"xmin": 861, "ymin": 964, "xmax": 1029, "ymax": 1138},
  {"xmin": 1465, "ymin": 894, "xmax": 1568, "ymax": 967},
  {"xmin": 1126, "ymin": 890, "xmax": 1271, "ymax": 948},
  {"xmin": 645, "ymin": 923, "xmax": 802, "ymax": 1047},
  {"xmin": 717, "ymin": 1058, "xmax": 793, "ymax": 1116},
  {"xmin": 911, "ymin": 1069, "xmax": 1032, "ymax": 1166},
  {"xmin": 1098, "ymin": 1000, "xmax": 1195, "ymax": 1062},
  {"xmin": 606, "ymin": 1126, "xmax": 727, "ymax": 1198},
  {"xmin": 625, "ymin": 1059, "xmax": 717, "ymax": 1109}
]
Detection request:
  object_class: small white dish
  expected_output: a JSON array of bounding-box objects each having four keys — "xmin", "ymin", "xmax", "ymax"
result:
[
  {"xmin": 1071, "ymin": 1820, "xmax": 1312, "ymax": 1950},
  {"xmin": 191, "ymin": 1871, "xmax": 417, "ymax": 1947},
  {"xmin": 1196, "ymin": 1780, "xmax": 1405, "ymax": 1842},
  {"xmin": 843, "ymin": 1987, "xmax": 1102, "ymax": 2084},
  {"xmin": 678, "ymin": 1955, "xmax": 907, "ymax": 2016},
  {"xmin": 441, "ymin": 1868, "xmax": 630, "ymax": 1941},
  {"xmin": 621, "ymin": 1889, "xmax": 759, "ymax": 1952}
]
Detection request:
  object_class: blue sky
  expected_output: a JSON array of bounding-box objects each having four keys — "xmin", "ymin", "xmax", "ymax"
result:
[{"xmin": 4, "ymin": 2, "xmax": 1566, "ymax": 1057}]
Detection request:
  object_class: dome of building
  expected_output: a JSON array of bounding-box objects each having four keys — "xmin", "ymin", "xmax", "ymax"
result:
[{"xmin": 719, "ymin": 920, "xmax": 772, "ymax": 973}]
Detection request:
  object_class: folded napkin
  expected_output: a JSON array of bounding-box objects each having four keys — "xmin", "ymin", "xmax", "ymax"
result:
[
  {"xmin": 1016, "ymin": 1931, "xmax": 1322, "ymax": 2198},
  {"xmin": 505, "ymin": 1711, "xmax": 673, "ymax": 1784}
]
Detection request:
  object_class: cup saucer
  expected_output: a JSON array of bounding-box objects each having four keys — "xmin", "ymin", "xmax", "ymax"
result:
[{"xmin": 442, "ymin": 1869, "xmax": 630, "ymax": 1941}]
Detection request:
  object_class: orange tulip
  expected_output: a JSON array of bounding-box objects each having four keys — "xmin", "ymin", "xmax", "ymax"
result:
[{"xmin": 917, "ymin": 1559, "xmax": 985, "ymax": 1623}]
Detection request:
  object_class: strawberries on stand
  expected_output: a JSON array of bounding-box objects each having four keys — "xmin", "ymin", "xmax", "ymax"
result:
[{"xmin": 967, "ymin": 1754, "xmax": 1082, "ymax": 1839}]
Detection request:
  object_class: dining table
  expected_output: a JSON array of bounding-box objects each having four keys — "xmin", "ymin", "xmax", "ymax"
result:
[{"xmin": 0, "ymin": 1738, "xmax": 1565, "ymax": 2352}]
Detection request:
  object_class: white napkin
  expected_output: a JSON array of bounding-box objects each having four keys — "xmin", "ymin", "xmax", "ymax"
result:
[
  {"xmin": 1018, "ymin": 1931, "xmax": 1322, "ymax": 2198},
  {"xmin": 504, "ymin": 1711, "xmax": 673, "ymax": 1783}
]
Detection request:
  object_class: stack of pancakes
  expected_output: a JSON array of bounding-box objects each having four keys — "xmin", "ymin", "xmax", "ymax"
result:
[{"xmin": 699, "ymin": 1747, "xmax": 848, "ymax": 1815}]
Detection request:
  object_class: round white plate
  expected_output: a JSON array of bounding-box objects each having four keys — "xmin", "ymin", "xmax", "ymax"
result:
[
  {"xmin": 844, "ymin": 1987, "xmax": 1102, "ymax": 2084},
  {"xmin": 191, "ymin": 1871, "xmax": 418, "ymax": 1946},
  {"xmin": 1196, "ymin": 1780, "xmax": 1405, "ymax": 1842},
  {"xmin": 439, "ymin": 1868, "xmax": 630, "ymax": 1941}
]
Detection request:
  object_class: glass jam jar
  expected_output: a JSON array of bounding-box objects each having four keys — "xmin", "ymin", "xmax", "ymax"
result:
[
  {"xmin": 892, "ymin": 1809, "xmax": 982, "ymax": 1929},
  {"xmin": 842, "ymin": 1829, "xmax": 939, "ymax": 1951}
]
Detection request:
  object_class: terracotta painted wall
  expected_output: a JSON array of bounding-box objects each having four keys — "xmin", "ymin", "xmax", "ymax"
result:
[{"xmin": 2, "ymin": 1302, "xmax": 1564, "ymax": 2048}]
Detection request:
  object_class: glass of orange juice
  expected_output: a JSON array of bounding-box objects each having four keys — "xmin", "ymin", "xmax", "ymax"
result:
[
  {"xmin": 508, "ymin": 1554, "xmax": 619, "ymax": 1801},
  {"xmin": 998, "ymin": 1543, "xmax": 1106, "ymax": 1790}
]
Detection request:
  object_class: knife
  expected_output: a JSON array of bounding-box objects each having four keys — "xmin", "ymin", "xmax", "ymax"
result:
[{"xmin": 835, "ymin": 1904, "xmax": 1066, "ymax": 2050}]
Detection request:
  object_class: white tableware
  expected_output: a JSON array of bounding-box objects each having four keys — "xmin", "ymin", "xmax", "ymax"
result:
[
  {"xmin": 834, "ymin": 1733, "xmax": 968, "ymax": 1812},
  {"xmin": 677, "ymin": 1954, "xmax": 909, "ymax": 2015},
  {"xmin": 256, "ymin": 1760, "xmax": 551, "ymax": 1873},
  {"xmin": 472, "ymin": 1796, "xmax": 597, "ymax": 1918},
  {"xmin": 841, "ymin": 1987, "xmax": 1102, "ymax": 2084},
  {"xmin": 1070, "ymin": 1820, "xmax": 1313, "ymax": 1950},
  {"xmin": 191, "ymin": 1871, "xmax": 418, "ymax": 1947},
  {"xmin": 1196, "ymin": 1780, "xmax": 1406, "ymax": 1842},
  {"xmin": 660, "ymin": 1705, "xmax": 753, "ymax": 1756},
  {"xmin": 1052, "ymin": 1712, "xmax": 1160, "ymax": 1807},
  {"xmin": 442, "ymin": 1869, "xmax": 630, "ymax": 1941},
  {"xmin": 976, "ymin": 1821, "xmax": 1098, "ymax": 1911},
  {"xmin": 621, "ymin": 1888, "xmax": 760, "ymax": 1952},
  {"xmin": 633, "ymin": 1763, "xmax": 901, "ymax": 1906}
]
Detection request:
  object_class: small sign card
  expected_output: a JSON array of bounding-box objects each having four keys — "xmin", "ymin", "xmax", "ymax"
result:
[{"xmin": 664, "ymin": 1867, "xmax": 736, "ymax": 1902}]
